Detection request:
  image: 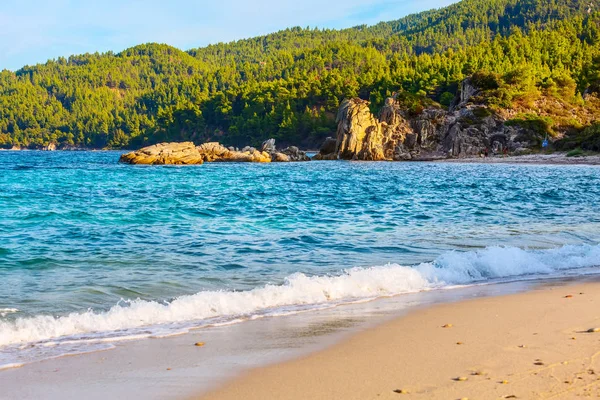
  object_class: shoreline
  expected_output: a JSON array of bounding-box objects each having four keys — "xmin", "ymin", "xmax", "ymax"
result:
[
  {"xmin": 200, "ymin": 279, "xmax": 600, "ymax": 400},
  {"xmin": 3, "ymin": 148, "xmax": 600, "ymax": 165},
  {"xmin": 1, "ymin": 278, "xmax": 598, "ymax": 399},
  {"xmin": 434, "ymin": 152, "xmax": 600, "ymax": 165}
]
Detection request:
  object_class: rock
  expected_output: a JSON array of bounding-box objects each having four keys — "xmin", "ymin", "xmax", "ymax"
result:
[
  {"xmin": 380, "ymin": 97, "xmax": 402, "ymax": 125},
  {"xmin": 314, "ymin": 75, "xmax": 540, "ymax": 162},
  {"xmin": 455, "ymin": 377, "xmax": 468, "ymax": 382},
  {"xmin": 274, "ymin": 152, "xmax": 291, "ymax": 162},
  {"xmin": 119, "ymin": 142, "xmax": 204, "ymax": 165},
  {"xmin": 196, "ymin": 142, "xmax": 271, "ymax": 163},
  {"xmin": 196, "ymin": 142, "xmax": 231, "ymax": 162},
  {"xmin": 256, "ymin": 139, "xmax": 311, "ymax": 162},
  {"xmin": 120, "ymin": 139, "xmax": 314, "ymax": 165},
  {"xmin": 453, "ymin": 77, "xmax": 480, "ymax": 110},
  {"xmin": 442, "ymin": 323, "xmax": 453, "ymax": 328},
  {"xmin": 319, "ymin": 137, "xmax": 338, "ymax": 155},
  {"xmin": 335, "ymin": 98, "xmax": 385, "ymax": 160},
  {"xmin": 120, "ymin": 141, "xmax": 273, "ymax": 165},
  {"xmin": 320, "ymin": 97, "xmax": 415, "ymax": 161},
  {"xmin": 314, "ymin": 137, "xmax": 338, "ymax": 160},
  {"xmin": 280, "ymin": 146, "xmax": 310, "ymax": 162},
  {"xmin": 261, "ymin": 138, "xmax": 276, "ymax": 153},
  {"xmin": 587, "ymin": 327, "xmax": 600, "ymax": 333},
  {"xmin": 194, "ymin": 342, "xmax": 205, "ymax": 347}
]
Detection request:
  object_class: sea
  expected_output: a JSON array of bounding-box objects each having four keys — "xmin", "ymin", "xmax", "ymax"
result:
[{"xmin": 0, "ymin": 150, "xmax": 599, "ymax": 369}]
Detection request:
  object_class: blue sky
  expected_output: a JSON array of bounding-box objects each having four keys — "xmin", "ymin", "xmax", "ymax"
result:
[{"xmin": 0, "ymin": 0, "xmax": 456, "ymax": 71}]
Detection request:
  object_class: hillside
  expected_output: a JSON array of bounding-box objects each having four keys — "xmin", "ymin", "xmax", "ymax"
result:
[{"xmin": 0, "ymin": 0, "xmax": 599, "ymax": 150}]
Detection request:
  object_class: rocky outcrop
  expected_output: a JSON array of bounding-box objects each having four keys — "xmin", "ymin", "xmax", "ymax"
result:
[
  {"xmin": 335, "ymin": 99, "xmax": 384, "ymax": 160},
  {"xmin": 452, "ymin": 78, "xmax": 480, "ymax": 111},
  {"xmin": 119, "ymin": 142, "xmax": 205, "ymax": 165},
  {"xmin": 313, "ymin": 137, "xmax": 338, "ymax": 160},
  {"xmin": 120, "ymin": 139, "xmax": 310, "ymax": 165},
  {"xmin": 197, "ymin": 142, "xmax": 272, "ymax": 162},
  {"xmin": 316, "ymin": 97, "xmax": 433, "ymax": 161},
  {"xmin": 261, "ymin": 139, "xmax": 311, "ymax": 162},
  {"xmin": 278, "ymin": 146, "xmax": 311, "ymax": 162},
  {"xmin": 315, "ymin": 77, "xmax": 538, "ymax": 161}
]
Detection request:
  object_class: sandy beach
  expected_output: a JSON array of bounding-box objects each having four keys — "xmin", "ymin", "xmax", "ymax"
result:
[
  {"xmin": 437, "ymin": 152, "xmax": 600, "ymax": 165},
  {"xmin": 202, "ymin": 281, "xmax": 600, "ymax": 400}
]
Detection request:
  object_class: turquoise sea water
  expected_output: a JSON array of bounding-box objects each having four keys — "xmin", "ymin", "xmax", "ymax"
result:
[{"xmin": 1, "ymin": 151, "xmax": 599, "ymax": 367}]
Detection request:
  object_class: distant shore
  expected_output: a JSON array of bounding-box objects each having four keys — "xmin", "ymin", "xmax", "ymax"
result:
[
  {"xmin": 201, "ymin": 281, "xmax": 600, "ymax": 400},
  {"xmin": 435, "ymin": 152, "xmax": 600, "ymax": 165}
]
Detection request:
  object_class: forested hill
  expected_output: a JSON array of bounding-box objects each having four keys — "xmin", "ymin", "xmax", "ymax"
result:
[{"xmin": 1, "ymin": 0, "xmax": 599, "ymax": 150}]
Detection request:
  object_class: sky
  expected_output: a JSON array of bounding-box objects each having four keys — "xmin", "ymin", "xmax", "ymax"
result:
[{"xmin": 0, "ymin": 0, "xmax": 456, "ymax": 71}]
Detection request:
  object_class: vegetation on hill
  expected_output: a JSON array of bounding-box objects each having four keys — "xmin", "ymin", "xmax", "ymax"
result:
[{"xmin": 0, "ymin": 0, "xmax": 599, "ymax": 150}]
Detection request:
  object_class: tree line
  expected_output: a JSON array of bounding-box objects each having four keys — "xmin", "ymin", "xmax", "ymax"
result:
[{"xmin": 0, "ymin": 0, "xmax": 599, "ymax": 150}]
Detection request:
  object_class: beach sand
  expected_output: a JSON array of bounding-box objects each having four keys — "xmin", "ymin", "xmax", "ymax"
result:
[
  {"xmin": 436, "ymin": 152, "xmax": 600, "ymax": 165},
  {"xmin": 201, "ymin": 282, "xmax": 600, "ymax": 400}
]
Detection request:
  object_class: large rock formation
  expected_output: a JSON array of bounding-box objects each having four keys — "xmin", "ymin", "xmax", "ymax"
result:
[
  {"xmin": 315, "ymin": 78, "xmax": 537, "ymax": 161},
  {"xmin": 120, "ymin": 139, "xmax": 310, "ymax": 165},
  {"xmin": 335, "ymin": 99, "xmax": 385, "ymax": 160}
]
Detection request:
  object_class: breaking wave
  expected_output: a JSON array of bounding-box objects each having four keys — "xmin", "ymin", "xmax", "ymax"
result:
[{"xmin": 0, "ymin": 244, "xmax": 599, "ymax": 355}]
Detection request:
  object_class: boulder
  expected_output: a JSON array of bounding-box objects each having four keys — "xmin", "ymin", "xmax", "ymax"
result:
[
  {"xmin": 274, "ymin": 152, "xmax": 291, "ymax": 162},
  {"xmin": 280, "ymin": 146, "xmax": 310, "ymax": 162},
  {"xmin": 199, "ymin": 142, "xmax": 271, "ymax": 163},
  {"xmin": 119, "ymin": 142, "xmax": 204, "ymax": 165},
  {"xmin": 313, "ymin": 137, "xmax": 338, "ymax": 160},
  {"xmin": 261, "ymin": 138, "xmax": 276, "ymax": 153},
  {"xmin": 120, "ymin": 141, "xmax": 273, "ymax": 165},
  {"xmin": 319, "ymin": 137, "xmax": 337, "ymax": 155},
  {"xmin": 196, "ymin": 142, "xmax": 231, "ymax": 162}
]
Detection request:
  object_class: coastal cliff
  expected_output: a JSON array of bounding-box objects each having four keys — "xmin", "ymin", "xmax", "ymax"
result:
[{"xmin": 315, "ymin": 78, "xmax": 545, "ymax": 161}]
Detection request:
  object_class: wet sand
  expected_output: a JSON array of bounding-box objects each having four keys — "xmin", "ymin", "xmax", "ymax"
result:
[
  {"xmin": 201, "ymin": 282, "xmax": 600, "ymax": 400},
  {"xmin": 0, "ymin": 280, "xmax": 548, "ymax": 400}
]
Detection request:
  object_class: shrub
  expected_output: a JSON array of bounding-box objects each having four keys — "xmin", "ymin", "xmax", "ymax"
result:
[
  {"xmin": 506, "ymin": 114, "xmax": 555, "ymax": 137},
  {"xmin": 471, "ymin": 71, "xmax": 501, "ymax": 90},
  {"xmin": 566, "ymin": 148, "xmax": 584, "ymax": 157},
  {"xmin": 440, "ymin": 92, "xmax": 455, "ymax": 107}
]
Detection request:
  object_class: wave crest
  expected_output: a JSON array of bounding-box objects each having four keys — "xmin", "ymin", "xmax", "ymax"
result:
[{"xmin": 0, "ymin": 244, "xmax": 599, "ymax": 348}]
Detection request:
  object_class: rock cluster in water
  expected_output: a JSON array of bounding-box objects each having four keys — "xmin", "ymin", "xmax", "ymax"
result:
[
  {"xmin": 119, "ymin": 140, "xmax": 310, "ymax": 165},
  {"xmin": 315, "ymin": 78, "xmax": 537, "ymax": 161}
]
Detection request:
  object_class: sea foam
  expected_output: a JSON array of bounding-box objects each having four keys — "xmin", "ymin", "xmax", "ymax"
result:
[{"xmin": 0, "ymin": 244, "xmax": 598, "ymax": 349}]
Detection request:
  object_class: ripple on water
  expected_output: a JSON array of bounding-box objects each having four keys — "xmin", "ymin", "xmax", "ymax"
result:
[{"xmin": 0, "ymin": 152, "xmax": 599, "ymax": 366}]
